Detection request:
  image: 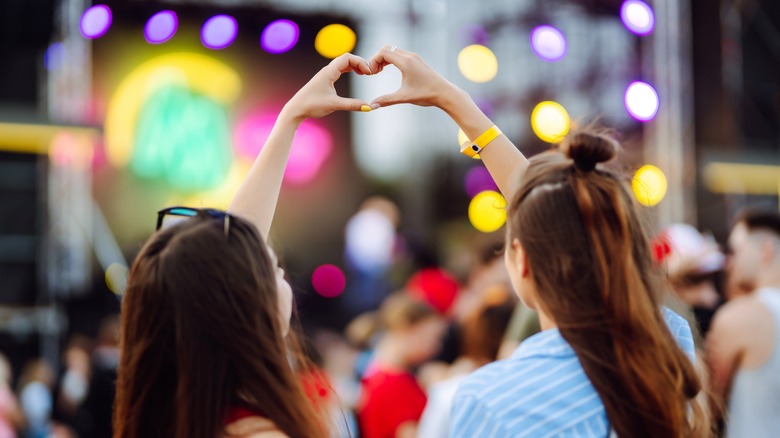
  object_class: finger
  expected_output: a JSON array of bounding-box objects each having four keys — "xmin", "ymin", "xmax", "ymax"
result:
[
  {"xmin": 328, "ymin": 53, "xmax": 372, "ymax": 78},
  {"xmin": 370, "ymin": 89, "xmax": 407, "ymax": 108},
  {"xmin": 368, "ymin": 45, "xmax": 410, "ymax": 75}
]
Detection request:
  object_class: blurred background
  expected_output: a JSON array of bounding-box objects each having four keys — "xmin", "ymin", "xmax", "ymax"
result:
[{"xmin": 0, "ymin": 0, "xmax": 777, "ymax": 436}]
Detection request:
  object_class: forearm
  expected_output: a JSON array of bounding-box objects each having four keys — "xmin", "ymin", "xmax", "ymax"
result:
[
  {"xmin": 438, "ymin": 87, "xmax": 528, "ymax": 199},
  {"xmin": 228, "ymin": 110, "xmax": 299, "ymax": 240}
]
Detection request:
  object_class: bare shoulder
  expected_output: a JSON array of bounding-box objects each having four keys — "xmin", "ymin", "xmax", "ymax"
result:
[
  {"xmin": 708, "ymin": 294, "xmax": 774, "ymax": 347},
  {"xmin": 223, "ymin": 416, "xmax": 289, "ymax": 438}
]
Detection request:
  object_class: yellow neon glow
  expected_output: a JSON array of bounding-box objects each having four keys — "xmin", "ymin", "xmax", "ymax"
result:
[
  {"xmin": 457, "ymin": 45, "xmax": 498, "ymax": 83},
  {"xmin": 315, "ymin": 24, "xmax": 357, "ymax": 59},
  {"xmin": 105, "ymin": 53, "xmax": 241, "ymax": 168},
  {"xmin": 632, "ymin": 165, "xmax": 667, "ymax": 206},
  {"xmin": 531, "ymin": 101, "xmax": 570, "ymax": 143},
  {"xmin": 703, "ymin": 162, "xmax": 780, "ymax": 195},
  {"xmin": 468, "ymin": 190, "xmax": 507, "ymax": 233}
]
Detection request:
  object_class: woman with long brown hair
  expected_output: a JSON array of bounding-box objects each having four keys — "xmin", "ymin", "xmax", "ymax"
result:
[
  {"xmin": 366, "ymin": 46, "xmax": 710, "ymax": 437},
  {"xmin": 113, "ymin": 53, "xmax": 375, "ymax": 438}
]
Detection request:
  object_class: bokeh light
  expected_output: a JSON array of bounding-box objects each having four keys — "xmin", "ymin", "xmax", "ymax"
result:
[
  {"xmin": 314, "ymin": 24, "xmax": 356, "ymax": 59},
  {"xmin": 621, "ymin": 0, "xmax": 655, "ymax": 36},
  {"xmin": 105, "ymin": 53, "xmax": 241, "ymax": 181},
  {"xmin": 44, "ymin": 42, "xmax": 65, "ymax": 71},
  {"xmin": 346, "ymin": 209, "xmax": 395, "ymax": 273},
  {"xmin": 624, "ymin": 81, "xmax": 659, "ymax": 121},
  {"xmin": 531, "ymin": 101, "xmax": 570, "ymax": 143},
  {"xmin": 468, "ymin": 190, "xmax": 507, "ymax": 233},
  {"xmin": 312, "ymin": 264, "xmax": 347, "ymax": 298},
  {"xmin": 464, "ymin": 167, "xmax": 498, "ymax": 198},
  {"xmin": 201, "ymin": 15, "xmax": 238, "ymax": 50},
  {"xmin": 233, "ymin": 110, "xmax": 332, "ymax": 184},
  {"xmin": 633, "ymin": 164, "xmax": 667, "ymax": 206},
  {"xmin": 457, "ymin": 45, "xmax": 498, "ymax": 83},
  {"xmin": 407, "ymin": 268, "xmax": 459, "ymax": 314},
  {"xmin": 49, "ymin": 132, "xmax": 94, "ymax": 170},
  {"xmin": 530, "ymin": 25, "xmax": 567, "ymax": 62},
  {"xmin": 80, "ymin": 5, "xmax": 112, "ymax": 39},
  {"xmin": 106, "ymin": 263, "xmax": 129, "ymax": 295},
  {"xmin": 261, "ymin": 19, "xmax": 300, "ymax": 54},
  {"xmin": 145, "ymin": 10, "xmax": 178, "ymax": 44},
  {"xmin": 457, "ymin": 128, "xmax": 469, "ymax": 147}
]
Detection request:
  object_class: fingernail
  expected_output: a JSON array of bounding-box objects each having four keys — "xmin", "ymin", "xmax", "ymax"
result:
[
  {"xmin": 361, "ymin": 105, "xmax": 372, "ymax": 112},
  {"xmin": 370, "ymin": 103, "xmax": 381, "ymax": 110}
]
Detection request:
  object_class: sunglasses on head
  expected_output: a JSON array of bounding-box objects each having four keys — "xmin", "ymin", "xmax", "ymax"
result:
[{"xmin": 156, "ymin": 206, "xmax": 232, "ymax": 237}]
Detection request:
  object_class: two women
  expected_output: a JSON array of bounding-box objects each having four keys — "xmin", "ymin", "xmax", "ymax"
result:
[{"xmin": 116, "ymin": 46, "xmax": 708, "ymax": 437}]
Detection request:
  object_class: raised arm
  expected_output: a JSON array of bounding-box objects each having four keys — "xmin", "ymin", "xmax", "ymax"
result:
[
  {"xmin": 228, "ymin": 54, "xmax": 373, "ymax": 240},
  {"xmin": 368, "ymin": 46, "xmax": 528, "ymax": 198}
]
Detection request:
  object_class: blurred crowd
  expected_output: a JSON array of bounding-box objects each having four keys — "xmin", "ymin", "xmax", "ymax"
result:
[{"xmin": 3, "ymin": 206, "xmax": 778, "ymax": 437}]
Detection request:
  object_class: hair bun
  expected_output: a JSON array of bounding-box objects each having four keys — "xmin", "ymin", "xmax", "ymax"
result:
[{"xmin": 561, "ymin": 131, "xmax": 619, "ymax": 171}]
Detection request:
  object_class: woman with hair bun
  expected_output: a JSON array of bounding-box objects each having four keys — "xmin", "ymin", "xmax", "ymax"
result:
[{"xmin": 367, "ymin": 46, "xmax": 711, "ymax": 437}]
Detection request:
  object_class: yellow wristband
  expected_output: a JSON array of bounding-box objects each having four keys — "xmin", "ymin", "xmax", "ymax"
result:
[{"xmin": 460, "ymin": 125, "xmax": 502, "ymax": 158}]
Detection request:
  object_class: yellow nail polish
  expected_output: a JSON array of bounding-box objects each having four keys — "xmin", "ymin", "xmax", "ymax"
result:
[{"xmin": 360, "ymin": 105, "xmax": 372, "ymax": 112}]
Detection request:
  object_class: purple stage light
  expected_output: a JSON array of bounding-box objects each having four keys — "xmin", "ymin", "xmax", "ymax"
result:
[
  {"xmin": 624, "ymin": 81, "xmax": 659, "ymax": 121},
  {"xmin": 464, "ymin": 167, "xmax": 498, "ymax": 198},
  {"xmin": 261, "ymin": 19, "xmax": 299, "ymax": 54},
  {"xmin": 312, "ymin": 265, "xmax": 346, "ymax": 298},
  {"xmin": 145, "ymin": 11, "xmax": 178, "ymax": 44},
  {"xmin": 530, "ymin": 25, "xmax": 567, "ymax": 62},
  {"xmin": 201, "ymin": 15, "xmax": 238, "ymax": 50},
  {"xmin": 620, "ymin": 0, "xmax": 655, "ymax": 36},
  {"xmin": 80, "ymin": 5, "xmax": 112, "ymax": 39}
]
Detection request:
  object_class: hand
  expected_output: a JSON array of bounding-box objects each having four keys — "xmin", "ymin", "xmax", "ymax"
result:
[
  {"xmin": 282, "ymin": 53, "xmax": 374, "ymax": 124},
  {"xmin": 368, "ymin": 46, "xmax": 461, "ymax": 109}
]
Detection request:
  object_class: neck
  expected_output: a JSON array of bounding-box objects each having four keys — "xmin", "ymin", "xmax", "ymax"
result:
[
  {"xmin": 373, "ymin": 336, "xmax": 408, "ymax": 370},
  {"xmin": 538, "ymin": 310, "xmax": 557, "ymax": 331},
  {"xmin": 757, "ymin": 265, "xmax": 780, "ymax": 290}
]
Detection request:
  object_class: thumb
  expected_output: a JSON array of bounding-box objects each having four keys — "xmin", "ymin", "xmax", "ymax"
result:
[{"xmin": 370, "ymin": 89, "xmax": 407, "ymax": 108}]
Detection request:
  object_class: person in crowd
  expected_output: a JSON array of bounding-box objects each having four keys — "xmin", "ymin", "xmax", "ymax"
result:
[
  {"xmin": 706, "ymin": 208, "xmax": 780, "ymax": 437},
  {"xmin": 417, "ymin": 297, "xmax": 515, "ymax": 438},
  {"xmin": 114, "ymin": 53, "xmax": 376, "ymax": 438},
  {"xmin": 357, "ymin": 292, "xmax": 446, "ymax": 438},
  {"xmin": 0, "ymin": 354, "xmax": 23, "ymax": 438},
  {"xmin": 76, "ymin": 316, "xmax": 119, "ymax": 438},
  {"xmin": 17, "ymin": 361, "xmax": 54, "ymax": 438},
  {"xmin": 654, "ymin": 223, "xmax": 725, "ymax": 337},
  {"xmin": 366, "ymin": 45, "xmax": 709, "ymax": 437}
]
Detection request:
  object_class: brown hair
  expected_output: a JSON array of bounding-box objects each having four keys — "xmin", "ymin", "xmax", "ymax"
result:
[
  {"xmin": 114, "ymin": 213, "xmax": 326, "ymax": 438},
  {"xmin": 736, "ymin": 208, "xmax": 780, "ymax": 238},
  {"xmin": 379, "ymin": 292, "xmax": 438, "ymax": 332},
  {"xmin": 506, "ymin": 130, "xmax": 708, "ymax": 437},
  {"xmin": 460, "ymin": 298, "xmax": 515, "ymax": 362}
]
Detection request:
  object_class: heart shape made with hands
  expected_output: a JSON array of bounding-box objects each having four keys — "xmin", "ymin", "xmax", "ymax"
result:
[{"xmin": 302, "ymin": 47, "xmax": 446, "ymax": 118}]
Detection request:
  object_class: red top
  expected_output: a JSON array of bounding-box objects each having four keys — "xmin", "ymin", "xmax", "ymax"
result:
[
  {"xmin": 357, "ymin": 365, "xmax": 428, "ymax": 438},
  {"xmin": 225, "ymin": 406, "xmax": 259, "ymax": 425}
]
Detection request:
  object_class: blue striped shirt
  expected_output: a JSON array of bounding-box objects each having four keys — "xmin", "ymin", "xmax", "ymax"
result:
[{"xmin": 450, "ymin": 308, "xmax": 695, "ymax": 437}]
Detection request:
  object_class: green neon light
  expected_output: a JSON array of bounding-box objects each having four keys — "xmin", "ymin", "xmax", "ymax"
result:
[{"xmin": 131, "ymin": 85, "xmax": 232, "ymax": 192}]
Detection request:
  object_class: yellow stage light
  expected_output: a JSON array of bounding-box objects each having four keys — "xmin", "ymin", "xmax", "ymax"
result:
[
  {"xmin": 531, "ymin": 101, "xmax": 570, "ymax": 143},
  {"xmin": 315, "ymin": 24, "xmax": 356, "ymax": 59},
  {"xmin": 468, "ymin": 190, "xmax": 507, "ymax": 232},
  {"xmin": 457, "ymin": 45, "xmax": 498, "ymax": 83},
  {"xmin": 633, "ymin": 164, "xmax": 667, "ymax": 206}
]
